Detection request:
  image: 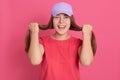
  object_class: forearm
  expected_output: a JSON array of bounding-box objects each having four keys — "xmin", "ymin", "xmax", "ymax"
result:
[
  {"xmin": 80, "ymin": 34, "xmax": 94, "ymax": 66},
  {"xmin": 28, "ymin": 33, "xmax": 43, "ymax": 65}
]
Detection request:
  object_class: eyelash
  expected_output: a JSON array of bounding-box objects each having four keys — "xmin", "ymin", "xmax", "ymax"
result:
[
  {"xmin": 64, "ymin": 16, "xmax": 69, "ymax": 18},
  {"xmin": 54, "ymin": 16, "xmax": 60, "ymax": 18}
]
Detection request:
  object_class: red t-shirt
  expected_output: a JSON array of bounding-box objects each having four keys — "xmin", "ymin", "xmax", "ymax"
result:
[{"xmin": 39, "ymin": 36, "xmax": 82, "ymax": 80}]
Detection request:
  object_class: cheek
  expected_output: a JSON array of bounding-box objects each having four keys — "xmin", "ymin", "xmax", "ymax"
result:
[
  {"xmin": 66, "ymin": 19, "xmax": 70, "ymax": 23},
  {"xmin": 53, "ymin": 21, "xmax": 58, "ymax": 29},
  {"xmin": 67, "ymin": 20, "xmax": 71, "ymax": 27},
  {"xmin": 53, "ymin": 19, "xmax": 58, "ymax": 25}
]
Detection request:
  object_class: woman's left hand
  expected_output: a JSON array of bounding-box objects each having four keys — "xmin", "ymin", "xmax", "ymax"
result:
[{"xmin": 82, "ymin": 24, "xmax": 93, "ymax": 36}]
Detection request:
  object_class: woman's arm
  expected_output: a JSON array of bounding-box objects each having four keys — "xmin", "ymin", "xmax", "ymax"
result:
[
  {"xmin": 28, "ymin": 23, "xmax": 44, "ymax": 65},
  {"xmin": 78, "ymin": 24, "xmax": 94, "ymax": 66}
]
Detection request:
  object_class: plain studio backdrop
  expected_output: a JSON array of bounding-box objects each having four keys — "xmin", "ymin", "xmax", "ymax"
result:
[{"xmin": 0, "ymin": 0, "xmax": 120, "ymax": 80}]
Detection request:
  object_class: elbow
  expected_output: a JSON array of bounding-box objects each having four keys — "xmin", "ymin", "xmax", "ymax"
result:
[
  {"xmin": 30, "ymin": 58, "xmax": 42, "ymax": 66},
  {"xmin": 80, "ymin": 58, "xmax": 94, "ymax": 66},
  {"xmin": 28, "ymin": 50, "xmax": 43, "ymax": 66},
  {"xmin": 81, "ymin": 60, "xmax": 93, "ymax": 66}
]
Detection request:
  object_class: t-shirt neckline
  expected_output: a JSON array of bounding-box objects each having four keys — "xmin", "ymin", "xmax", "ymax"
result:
[{"xmin": 49, "ymin": 35, "xmax": 72, "ymax": 42}]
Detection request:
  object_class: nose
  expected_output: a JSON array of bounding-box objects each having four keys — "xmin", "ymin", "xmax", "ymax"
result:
[{"xmin": 59, "ymin": 17, "xmax": 64, "ymax": 23}]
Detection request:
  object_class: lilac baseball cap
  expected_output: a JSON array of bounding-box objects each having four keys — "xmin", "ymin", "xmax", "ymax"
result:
[{"xmin": 52, "ymin": 2, "xmax": 73, "ymax": 16}]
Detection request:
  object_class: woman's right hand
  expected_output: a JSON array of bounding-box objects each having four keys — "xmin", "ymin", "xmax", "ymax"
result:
[
  {"xmin": 28, "ymin": 23, "xmax": 44, "ymax": 65},
  {"xmin": 29, "ymin": 23, "xmax": 39, "ymax": 34}
]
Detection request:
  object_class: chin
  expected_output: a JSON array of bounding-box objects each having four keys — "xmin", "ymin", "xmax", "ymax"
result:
[{"xmin": 57, "ymin": 31, "xmax": 68, "ymax": 35}]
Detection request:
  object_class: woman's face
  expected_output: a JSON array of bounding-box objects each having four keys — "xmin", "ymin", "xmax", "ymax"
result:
[{"xmin": 53, "ymin": 13, "xmax": 71, "ymax": 35}]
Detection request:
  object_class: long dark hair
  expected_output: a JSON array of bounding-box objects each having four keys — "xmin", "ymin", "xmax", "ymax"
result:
[{"xmin": 25, "ymin": 15, "xmax": 97, "ymax": 55}]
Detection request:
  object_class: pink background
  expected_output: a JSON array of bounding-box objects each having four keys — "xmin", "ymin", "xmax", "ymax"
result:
[{"xmin": 0, "ymin": 0, "xmax": 120, "ymax": 80}]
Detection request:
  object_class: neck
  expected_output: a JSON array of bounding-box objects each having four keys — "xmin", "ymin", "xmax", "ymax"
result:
[{"xmin": 52, "ymin": 32, "xmax": 70, "ymax": 40}]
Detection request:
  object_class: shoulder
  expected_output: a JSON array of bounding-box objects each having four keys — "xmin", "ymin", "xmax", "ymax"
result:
[
  {"xmin": 71, "ymin": 36, "xmax": 82, "ymax": 42},
  {"xmin": 39, "ymin": 36, "xmax": 51, "ymax": 45},
  {"xmin": 39, "ymin": 36, "xmax": 50, "ymax": 41},
  {"xmin": 70, "ymin": 36, "xmax": 82, "ymax": 46}
]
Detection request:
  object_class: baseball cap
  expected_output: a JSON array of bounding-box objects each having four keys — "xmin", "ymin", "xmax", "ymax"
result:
[{"xmin": 52, "ymin": 2, "xmax": 73, "ymax": 16}]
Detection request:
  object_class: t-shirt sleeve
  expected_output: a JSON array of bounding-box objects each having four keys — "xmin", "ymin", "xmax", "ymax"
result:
[
  {"xmin": 39, "ymin": 37, "xmax": 45, "ymax": 47},
  {"xmin": 78, "ymin": 38, "xmax": 83, "ymax": 47}
]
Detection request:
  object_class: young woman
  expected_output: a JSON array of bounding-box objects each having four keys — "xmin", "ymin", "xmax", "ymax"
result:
[{"xmin": 25, "ymin": 2, "xmax": 97, "ymax": 80}]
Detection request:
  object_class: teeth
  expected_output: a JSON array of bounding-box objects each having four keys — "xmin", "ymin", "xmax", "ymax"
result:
[
  {"xmin": 58, "ymin": 25, "xmax": 65, "ymax": 28},
  {"xmin": 58, "ymin": 25, "xmax": 66, "ymax": 30}
]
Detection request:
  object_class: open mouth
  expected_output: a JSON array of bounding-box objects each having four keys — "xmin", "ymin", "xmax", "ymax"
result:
[{"xmin": 58, "ymin": 25, "xmax": 66, "ymax": 30}]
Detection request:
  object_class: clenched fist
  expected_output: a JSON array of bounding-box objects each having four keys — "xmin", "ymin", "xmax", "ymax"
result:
[
  {"xmin": 29, "ymin": 23, "xmax": 39, "ymax": 33},
  {"xmin": 82, "ymin": 24, "xmax": 93, "ymax": 36}
]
